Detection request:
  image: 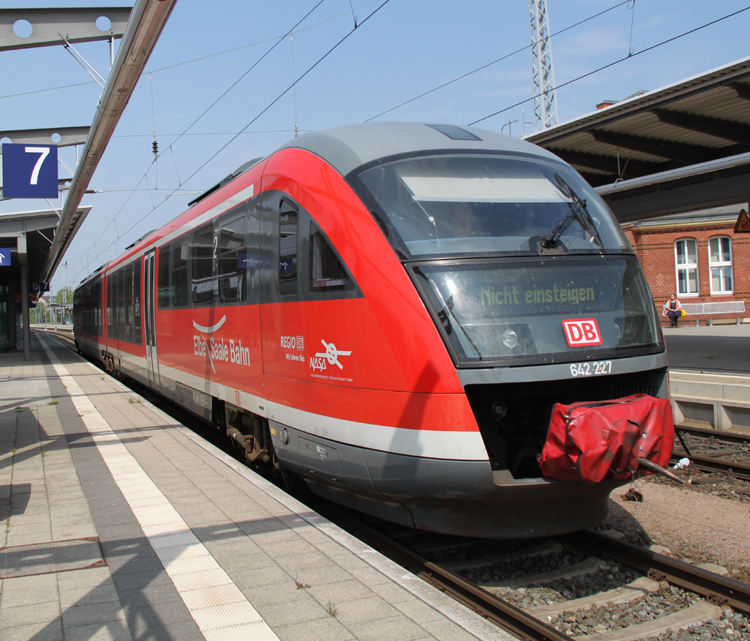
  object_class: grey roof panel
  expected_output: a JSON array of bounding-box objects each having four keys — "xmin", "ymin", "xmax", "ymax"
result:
[{"xmin": 276, "ymin": 122, "xmax": 563, "ymax": 177}]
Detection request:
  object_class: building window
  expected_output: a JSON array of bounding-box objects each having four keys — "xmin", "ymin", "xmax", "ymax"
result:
[
  {"xmin": 708, "ymin": 236, "xmax": 733, "ymax": 295},
  {"xmin": 675, "ymin": 239, "xmax": 698, "ymax": 296}
]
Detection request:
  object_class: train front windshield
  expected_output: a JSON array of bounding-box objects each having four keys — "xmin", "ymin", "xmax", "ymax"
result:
[{"xmin": 350, "ymin": 153, "xmax": 663, "ymax": 366}]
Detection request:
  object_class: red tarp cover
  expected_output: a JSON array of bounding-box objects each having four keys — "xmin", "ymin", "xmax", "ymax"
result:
[{"xmin": 539, "ymin": 394, "xmax": 674, "ymax": 484}]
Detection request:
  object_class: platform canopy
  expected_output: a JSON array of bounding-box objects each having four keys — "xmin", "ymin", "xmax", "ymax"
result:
[
  {"xmin": 0, "ymin": 1, "xmax": 176, "ymax": 360},
  {"xmin": 525, "ymin": 56, "xmax": 750, "ymax": 222},
  {"xmin": 0, "ymin": 208, "xmax": 90, "ymax": 285}
]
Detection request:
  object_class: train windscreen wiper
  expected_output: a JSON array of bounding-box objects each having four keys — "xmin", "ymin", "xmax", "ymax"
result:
[{"xmin": 541, "ymin": 174, "xmax": 604, "ymax": 250}]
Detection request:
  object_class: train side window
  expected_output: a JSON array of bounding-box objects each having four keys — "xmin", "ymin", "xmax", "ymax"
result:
[
  {"xmin": 95, "ymin": 280, "xmax": 103, "ymax": 336},
  {"xmin": 218, "ymin": 215, "xmax": 246, "ymax": 304},
  {"xmin": 82, "ymin": 287, "xmax": 88, "ymax": 333},
  {"xmin": 191, "ymin": 224, "xmax": 215, "ymax": 305},
  {"xmin": 279, "ymin": 199, "xmax": 298, "ymax": 296},
  {"xmin": 309, "ymin": 222, "xmax": 349, "ymax": 292},
  {"xmin": 246, "ymin": 204, "xmax": 261, "ymax": 303},
  {"xmin": 117, "ymin": 268, "xmax": 125, "ymax": 340},
  {"xmin": 172, "ymin": 240, "xmax": 189, "ymax": 307},
  {"xmin": 133, "ymin": 260, "xmax": 142, "ymax": 344},
  {"xmin": 125, "ymin": 264, "xmax": 134, "ymax": 343},
  {"xmin": 107, "ymin": 275, "xmax": 114, "ymax": 336},
  {"xmin": 158, "ymin": 245, "xmax": 170, "ymax": 308},
  {"xmin": 86, "ymin": 285, "xmax": 90, "ymax": 334}
]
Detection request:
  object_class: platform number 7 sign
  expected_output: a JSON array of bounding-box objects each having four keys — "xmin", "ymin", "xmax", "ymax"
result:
[{"xmin": 1, "ymin": 143, "xmax": 58, "ymax": 198}]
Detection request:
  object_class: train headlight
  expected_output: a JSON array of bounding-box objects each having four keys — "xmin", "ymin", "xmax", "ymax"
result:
[{"xmin": 502, "ymin": 329, "xmax": 518, "ymax": 349}]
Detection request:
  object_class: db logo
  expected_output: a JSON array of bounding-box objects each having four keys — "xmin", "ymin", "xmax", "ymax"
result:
[{"xmin": 562, "ymin": 319, "xmax": 603, "ymax": 347}]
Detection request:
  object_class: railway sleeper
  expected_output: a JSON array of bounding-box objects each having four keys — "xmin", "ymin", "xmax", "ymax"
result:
[
  {"xmin": 526, "ymin": 576, "xmax": 660, "ymax": 619},
  {"xmin": 567, "ymin": 600, "xmax": 723, "ymax": 641},
  {"xmin": 486, "ymin": 557, "xmax": 608, "ymax": 591},
  {"xmin": 443, "ymin": 541, "xmax": 564, "ymax": 572}
]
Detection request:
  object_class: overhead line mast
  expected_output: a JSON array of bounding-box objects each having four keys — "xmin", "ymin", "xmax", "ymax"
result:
[{"xmin": 529, "ymin": 0, "xmax": 559, "ymax": 131}]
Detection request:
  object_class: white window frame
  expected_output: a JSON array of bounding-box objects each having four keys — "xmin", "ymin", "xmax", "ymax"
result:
[
  {"xmin": 674, "ymin": 238, "xmax": 699, "ymax": 297},
  {"xmin": 708, "ymin": 236, "xmax": 733, "ymax": 295}
]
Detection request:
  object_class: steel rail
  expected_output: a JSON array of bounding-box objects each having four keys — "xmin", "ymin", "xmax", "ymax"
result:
[
  {"xmin": 676, "ymin": 425, "xmax": 750, "ymax": 446},
  {"xmin": 314, "ymin": 501, "xmax": 571, "ymax": 641},
  {"xmin": 672, "ymin": 425, "xmax": 750, "ymax": 480},
  {"xmin": 570, "ymin": 530, "xmax": 750, "ymax": 615},
  {"xmin": 672, "ymin": 452, "xmax": 750, "ymax": 481}
]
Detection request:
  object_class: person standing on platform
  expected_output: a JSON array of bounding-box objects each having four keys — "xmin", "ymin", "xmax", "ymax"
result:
[{"xmin": 665, "ymin": 293, "xmax": 682, "ymax": 328}]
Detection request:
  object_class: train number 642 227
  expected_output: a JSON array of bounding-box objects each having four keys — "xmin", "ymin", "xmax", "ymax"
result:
[{"xmin": 570, "ymin": 361, "xmax": 612, "ymax": 377}]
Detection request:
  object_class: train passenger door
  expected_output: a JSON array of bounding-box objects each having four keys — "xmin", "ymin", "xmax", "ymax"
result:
[{"xmin": 143, "ymin": 250, "xmax": 161, "ymax": 389}]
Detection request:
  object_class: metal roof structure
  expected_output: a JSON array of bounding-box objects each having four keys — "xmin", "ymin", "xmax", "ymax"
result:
[
  {"xmin": 0, "ymin": 1, "xmax": 176, "ymax": 360},
  {"xmin": 44, "ymin": 0, "xmax": 177, "ymax": 282},
  {"xmin": 525, "ymin": 56, "xmax": 750, "ymax": 222},
  {"xmin": 0, "ymin": 208, "xmax": 90, "ymax": 285},
  {"xmin": 0, "ymin": 6, "xmax": 131, "ymax": 52}
]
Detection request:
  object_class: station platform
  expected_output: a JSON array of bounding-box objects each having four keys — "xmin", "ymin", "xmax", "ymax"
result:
[{"xmin": 0, "ymin": 332, "xmax": 509, "ymax": 641}]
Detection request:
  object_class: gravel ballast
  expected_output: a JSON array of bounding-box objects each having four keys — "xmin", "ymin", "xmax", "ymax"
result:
[{"xmin": 600, "ymin": 480, "xmax": 750, "ymax": 582}]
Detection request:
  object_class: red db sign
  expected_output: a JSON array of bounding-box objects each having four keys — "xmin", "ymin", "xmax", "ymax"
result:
[{"xmin": 562, "ymin": 319, "xmax": 602, "ymax": 347}]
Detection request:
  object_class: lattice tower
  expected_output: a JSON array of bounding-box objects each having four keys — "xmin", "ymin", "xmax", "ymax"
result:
[{"xmin": 529, "ymin": 0, "xmax": 558, "ymax": 131}]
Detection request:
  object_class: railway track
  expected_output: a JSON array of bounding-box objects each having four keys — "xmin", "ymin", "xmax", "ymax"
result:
[
  {"xmin": 673, "ymin": 425, "xmax": 750, "ymax": 482},
  {"xmin": 315, "ymin": 501, "xmax": 750, "ymax": 641},
  {"xmin": 44, "ymin": 329, "xmax": 750, "ymax": 640}
]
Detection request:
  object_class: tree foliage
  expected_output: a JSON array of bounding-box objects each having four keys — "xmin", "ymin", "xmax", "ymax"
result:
[{"xmin": 53, "ymin": 286, "xmax": 74, "ymax": 304}]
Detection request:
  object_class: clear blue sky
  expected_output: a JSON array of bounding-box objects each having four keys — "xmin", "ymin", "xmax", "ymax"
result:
[{"xmin": 2, "ymin": 0, "xmax": 750, "ymax": 293}]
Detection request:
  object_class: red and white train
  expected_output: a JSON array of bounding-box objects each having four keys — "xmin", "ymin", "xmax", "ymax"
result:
[{"xmin": 74, "ymin": 123, "xmax": 669, "ymax": 538}]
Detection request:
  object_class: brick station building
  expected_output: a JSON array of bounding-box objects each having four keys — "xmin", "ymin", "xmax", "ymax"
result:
[{"xmin": 621, "ymin": 205, "xmax": 750, "ymax": 327}]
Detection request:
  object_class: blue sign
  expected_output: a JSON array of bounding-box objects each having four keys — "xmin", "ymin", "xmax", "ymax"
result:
[
  {"xmin": 0, "ymin": 248, "xmax": 10, "ymax": 267},
  {"xmin": 238, "ymin": 253, "xmax": 260, "ymax": 269},
  {"xmin": 2, "ymin": 143, "xmax": 58, "ymax": 198}
]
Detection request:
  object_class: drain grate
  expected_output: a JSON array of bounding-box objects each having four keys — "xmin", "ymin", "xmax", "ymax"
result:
[{"xmin": 0, "ymin": 537, "xmax": 106, "ymax": 579}]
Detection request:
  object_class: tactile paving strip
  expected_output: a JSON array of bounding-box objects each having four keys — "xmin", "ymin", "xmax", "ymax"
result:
[{"xmin": 41, "ymin": 338, "xmax": 280, "ymax": 641}]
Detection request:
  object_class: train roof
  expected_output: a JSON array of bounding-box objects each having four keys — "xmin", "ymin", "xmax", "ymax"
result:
[
  {"xmin": 277, "ymin": 122, "xmax": 563, "ymax": 177},
  {"xmin": 76, "ymin": 123, "xmax": 564, "ymax": 287}
]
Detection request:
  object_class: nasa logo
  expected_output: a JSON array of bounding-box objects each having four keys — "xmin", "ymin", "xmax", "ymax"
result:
[
  {"xmin": 310, "ymin": 356, "xmax": 327, "ymax": 372},
  {"xmin": 562, "ymin": 319, "xmax": 603, "ymax": 347}
]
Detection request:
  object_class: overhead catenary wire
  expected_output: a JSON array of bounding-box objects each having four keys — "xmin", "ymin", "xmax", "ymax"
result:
[
  {"xmin": 116, "ymin": 0, "xmax": 393, "ymax": 245},
  {"xmin": 81, "ymin": 0, "xmax": 330, "ymax": 269},
  {"xmin": 58, "ymin": 3, "xmax": 747, "ymax": 283},
  {"xmin": 160, "ymin": 0, "xmax": 327, "ymax": 158},
  {"xmin": 68, "ymin": 0, "xmax": 392, "ymax": 285},
  {"xmin": 365, "ymin": 0, "xmax": 632, "ymax": 123},
  {"xmin": 291, "ymin": 33, "xmax": 299, "ymax": 137},
  {"xmin": 0, "ymin": 1, "xmax": 383, "ymax": 102},
  {"xmin": 468, "ymin": 4, "xmax": 750, "ymax": 126}
]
